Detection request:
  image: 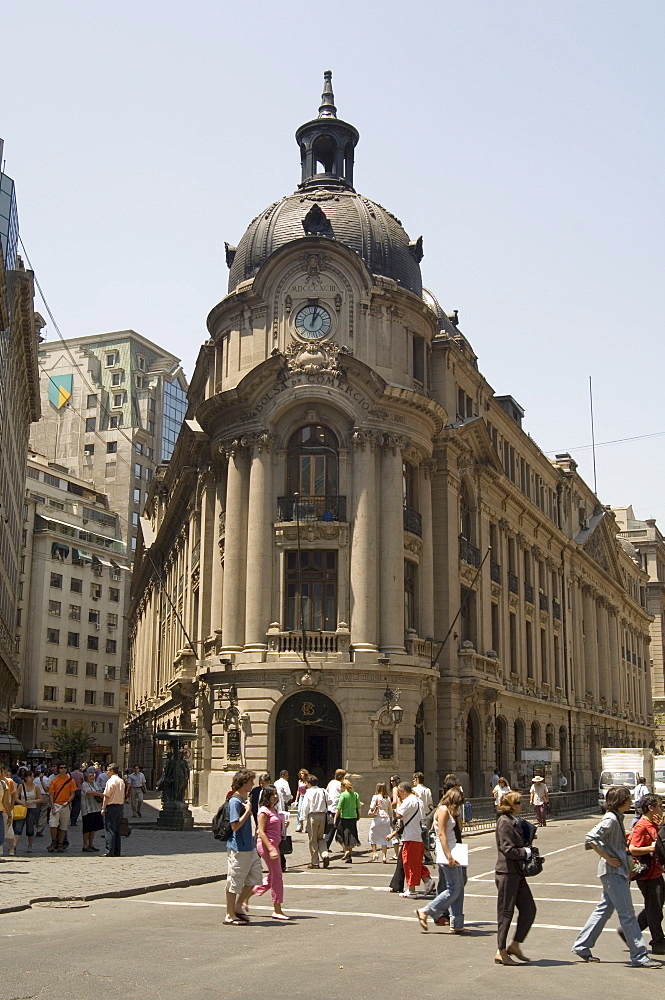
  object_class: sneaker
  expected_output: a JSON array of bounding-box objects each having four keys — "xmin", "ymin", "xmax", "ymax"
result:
[
  {"xmin": 572, "ymin": 950, "xmax": 600, "ymax": 963},
  {"xmin": 423, "ymin": 878, "xmax": 436, "ymax": 894},
  {"xmin": 635, "ymin": 959, "xmax": 663, "ymax": 969},
  {"xmin": 400, "ymin": 891, "xmax": 419, "ymax": 898},
  {"xmin": 322, "ymin": 856, "xmax": 330, "ymax": 868}
]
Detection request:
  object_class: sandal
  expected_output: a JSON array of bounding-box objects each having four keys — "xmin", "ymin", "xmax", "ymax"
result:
[
  {"xmin": 415, "ymin": 909, "xmax": 428, "ymax": 932},
  {"xmin": 234, "ymin": 911, "xmax": 250, "ymax": 923},
  {"xmin": 272, "ymin": 913, "xmax": 290, "ymax": 921},
  {"xmin": 223, "ymin": 917, "xmax": 247, "ymax": 926}
]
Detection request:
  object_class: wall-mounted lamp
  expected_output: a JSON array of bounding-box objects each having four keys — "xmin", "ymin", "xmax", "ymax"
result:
[{"xmin": 382, "ymin": 681, "xmax": 403, "ymax": 725}]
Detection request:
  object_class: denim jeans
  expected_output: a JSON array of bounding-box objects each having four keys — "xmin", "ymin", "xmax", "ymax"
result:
[
  {"xmin": 423, "ymin": 863, "xmax": 465, "ymax": 928},
  {"xmin": 573, "ymin": 870, "xmax": 648, "ymax": 965}
]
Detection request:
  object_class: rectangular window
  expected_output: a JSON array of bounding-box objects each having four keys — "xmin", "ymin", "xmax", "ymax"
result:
[
  {"xmin": 137, "ymin": 356, "xmax": 146, "ymax": 371},
  {"xmin": 460, "ymin": 586, "xmax": 476, "ymax": 647},
  {"xmin": 105, "ymin": 352, "xmax": 117, "ymax": 367},
  {"xmin": 526, "ymin": 620, "xmax": 534, "ymax": 679},
  {"xmin": 149, "ymin": 397, "xmax": 155, "ymax": 412},
  {"xmin": 491, "ymin": 602, "xmax": 500, "ymax": 656},
  {"xmin": 132, "ymin": 512, "xmax": 139, "ymax": 527},
  {"xmin": 404, "ymin": 559, "xmax": 417, "ymax": 631},
  {"xmin": 41, "ymin": 718, "xmax": 49, "ymax": 731},
  {"xmin": 147, "ymin": 446, "xmax": 154, "ymax": 460},
  {"xmin": 70, "ymin": 578, "xmax": 83, "ymax": 594},
  {"xmin": 131, "ymin": 536, "xmax": 137, "ymax": 552},
  {"xmin": 50, "ymin": 573, "xmax": 63, "ymax": 589},
  {"xmin": 113, "ymin": 393, "xmax": 124, "ymax": 408},
  {"xmin": 104, "ymin": 665, "xmax": 116, "ymax": 680},
  {"xmin": 541, "ymin": 628, "xmax": 548, "ymax": 684},
  {"xmin": 87, "ymin": 394, "xmax": 98, "ymax": 409},
  {"xmin": 87, "ymin": 636, "xmax": 99, "ymax": 651},
  {"xmin": 85, "ymin": 417, "xmax": 96, "ymax": 432},
  {"xmin": 285, "ymin": 550, "xmax": 337, "ymax": 631},
  {"xmin": 109, "ymin": 588, "xmax": 120, "ymax": 603},
  {"xmin": 64, "ymin": 688, "xmax": 76, "ymax": 703},
  {"xmin": 89, "ymin": 610, "xmax": 100, "ymax": 624},
  {"xmin": 145, "ymin": 468, "xmax": 152, "ymax": 482},
  {"xmin": 111, "ymin": 371, "xmax": 123, "ymax": 386},
  {"xmin": 99, "ymin": 722, "xmax": 105, "ymax": 733},
  {"xmin": 43, "ymin": 686, "xmax": 58, "ymax": 702},
  {"xmin": 44, "ymin": 473, "xmax": 60, "ymax": 488},
  {"xmin": 67, "ymin": 632, "xmax": 80, "ymax": 647},
  {"xmin": 90, "ymin": 720, "xmax": 98, "ymax": 732},
  {"xmin": 106, "ymin": 639, "xmax": 117, "ymax": 655},
  {"xmin": 134, "ymin": 463, "xmax": 142, "ymax": 479},
  {"xmin": 109, "ymin": 415, "xmax": 121, "ymax": 429},
  {"xmin": 133, "ymin": 488, "xmax": 141, "ymax": 503},
  {"xmin": 66, "ymin": 660, "xmax": 78, "ymax": 675},
  {"xmin": 45, "ymin": 657, "xmax": 58, "ymax": 673},
  {"xmin": 86, "ymin": 662, "xmax": 97, "ymax": 677},
  {"xmin": 135, "ymin": 442, "xmax": 143, "ymax": 455},
  {"xmin": 509, "ymin": 612, "xmax": 517, "ymax": 673},
  {"xmin": 103, "ymin": 692, "xmax": 115, "ymax": 707},
  {"xmin": 47, "ymin": 628, "xmax": 60, "ymax": 644},
  {"xmin": 69, "ymin": 604, "xmax": 81, "ymax": 620},
  {"xmin": 28, "ymin": 466, "xmax": 41, "ymax": 481},
  {"xmin": 108, "ymin": 722, "xmax": 114, "ymax": 733},
  {"xmin": 48, "ymin": 600, "xmax": 61, "ymax": 616},
  {"xmin": 107, "ymin": 613, "xmax": 118, "ymax": 627},
  {"xmin": 84, "ymin": 443, "xmax": 95, "ymax": 457},
  {"xmin": 107, "ymin": 441, "xmax": 117, "ymax": 454},
  {"xmin": 412, "ymin": 336, "xmax": 424, "ymax": 383},
  {"xmin": 84, "ymin": 690, "xmax": 97, "ymax": 705},
  {"xmin": 148, "ymin": 420, "xmax": 155, "ymax": 435},
  {"xmin": 90, "ymin": 583, "xmax": 102, "ymax": 599}
]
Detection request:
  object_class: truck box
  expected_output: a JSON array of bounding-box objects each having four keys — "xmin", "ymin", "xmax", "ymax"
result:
[{"xmin": 598, "ymin": 748, "xmax": 655, "ymax": 811}]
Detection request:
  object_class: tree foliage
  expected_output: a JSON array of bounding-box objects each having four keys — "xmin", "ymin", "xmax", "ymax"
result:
[{"xmin": 49, "ymin": 726, "xmax": 98, "ymax": 768}]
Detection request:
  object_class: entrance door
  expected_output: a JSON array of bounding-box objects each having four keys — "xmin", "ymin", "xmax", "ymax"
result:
[{"xmin": 275, "ymin": 691, "xmax": 343, "ymax": 788}]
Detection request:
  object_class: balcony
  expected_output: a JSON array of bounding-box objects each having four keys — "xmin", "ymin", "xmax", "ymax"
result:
[
  {"xmin": 459, "ymin": 536, "xmax": 481, "ymax": 568},
  {"xmin": 552, "ymin": 599, "xmax": 561, "ymax": 620},
  {"xmin": 277, "ymin": 496, "xmax": 346, "ymax": 522},
  {"xmin": 266, "ymin": 623, "xmax": 351, "ymax": 660},
  {"xmin": 490, "ymin": 560, "xmax": 502, "ymax": 584},
  {"xmin": 508, "ymin": 572, "xmax": 519, "ymax": 594},
  {"xmin": 524, "ymin": 583, "xmax": 534, "ymax": 604},
  {"xmin": 539, "ymin": 592, "xmax": 549, "ymax": 612},
  {"xmin": 403, "ymin": 506, "xmax": 422, "ymax": 537}
]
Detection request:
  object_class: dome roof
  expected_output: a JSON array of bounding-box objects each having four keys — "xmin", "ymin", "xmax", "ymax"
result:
[
  {"xmin": 226, "ymin": 73, "xmax": 423, "ymax": 298},
  {"xmin": 228, "ymin": 185, "xmax": 423, "ymax": 296}
]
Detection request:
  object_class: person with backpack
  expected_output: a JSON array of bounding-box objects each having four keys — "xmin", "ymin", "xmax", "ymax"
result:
[{"xmin": 224, "ymin": 769, "xmax": 262, "ymax": 926}]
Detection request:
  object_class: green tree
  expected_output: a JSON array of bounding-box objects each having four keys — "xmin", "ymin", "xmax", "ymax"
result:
[{"xmin": 49, "ymin": 726, "xmax": 97, "ymax": 768}]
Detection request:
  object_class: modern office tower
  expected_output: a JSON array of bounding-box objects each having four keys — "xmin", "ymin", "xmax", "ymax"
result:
[
  {"xmin": 0, "ymin": 141, "xmax": 41, "ymax": 729},
  {"xmin": 30, "ymin": 330, "xmax": 188, "ymax": 557},
  {"xmin": 12, "ymin": 452, "xmax": 131, "ymax": 760}
]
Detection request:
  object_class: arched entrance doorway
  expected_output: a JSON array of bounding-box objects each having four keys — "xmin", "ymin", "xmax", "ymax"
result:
[
  {"xmin": 465, "ymin": 709, "xmax": 482, "ymax": 797},
  {"xmin": 275, "ymin": 691, "xmax": 343, "ymax": 786}
]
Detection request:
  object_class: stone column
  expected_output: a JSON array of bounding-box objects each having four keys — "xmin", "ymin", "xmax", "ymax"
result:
[
  {"xmin": 209, "ymin": 469, "xmax": 226, "ymax": 636},
  {"xmin": 244, "ymin": 432, "xmax": 274, "ymax": 654},
  {"xmin": 221, "ymin": 442, "xmax": 249, "ymax": 652},
  {"xmin": 350, "ymin": 429, "xmax": 379, "ymax": 655},
  {"xmin": 608, "ymin": 607, "xmax": 620, "ymax": 711},
  {"xmin": 419, "ymin": 460, "xmax": 435, "ymax": 640},
  {"xmin": 379, "ymin": 435, "xmax": 406, "ymax": 655},
  {"xmin": 596, "ymin": 599, "xmax": 610, "ymax": 705}
]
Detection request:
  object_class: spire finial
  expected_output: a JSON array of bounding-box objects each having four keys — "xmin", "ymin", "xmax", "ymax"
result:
[{"xmin": 318, "ymin": 70, "xmax": 337, "ymax": 119}]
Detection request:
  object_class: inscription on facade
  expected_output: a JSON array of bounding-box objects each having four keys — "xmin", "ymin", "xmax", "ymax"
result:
[
  {"xmin": 289, "ymin": 283, "xmax": 338, "ymax": 294},
  {"xmin": 252, "ymin": 376, "xmax": 372, "ymax": 414},
  {"xmin": 379, "ymin": 730, "xmax": 394, "ymax": 760}
]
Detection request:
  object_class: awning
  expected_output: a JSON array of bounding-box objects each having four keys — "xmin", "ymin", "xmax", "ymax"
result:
[
  {"xmin": 93, "ymin": 554, "xmax": 114, "ymax": 568},
  {"xmin": 51, "ymin": 541, "xmax": 69, "ymax": 560},
  {"xmin": 72, "ymin": 548, "xmax": 93, "ymax": 564}
]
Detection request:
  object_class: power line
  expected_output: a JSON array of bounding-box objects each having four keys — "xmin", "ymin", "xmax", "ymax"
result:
[{"xmin": 547, "ymin": 429, "xmax": 665, "ymax": 455}]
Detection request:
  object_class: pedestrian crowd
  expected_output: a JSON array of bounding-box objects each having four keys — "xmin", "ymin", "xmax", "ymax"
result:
[
  {"xmin": 0, "ymin": 759, "xmax": 146, "ymax": 859},
  {"xmin": 218, "ymin": 763, "xmax": 665, "ymax": 970}
]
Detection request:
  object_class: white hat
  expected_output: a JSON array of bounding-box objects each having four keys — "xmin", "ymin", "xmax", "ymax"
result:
[{"xmin": 532, "ymin": 775, "xmax": 544, "ymax": 782}]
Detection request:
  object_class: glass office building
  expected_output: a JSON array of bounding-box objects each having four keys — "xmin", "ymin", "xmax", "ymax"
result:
[{"xmin": 161, "ymin": 378, "xmax": 188, "ymax": 461}]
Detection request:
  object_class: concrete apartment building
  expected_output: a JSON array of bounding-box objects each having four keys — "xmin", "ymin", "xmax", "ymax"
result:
[
  {"xmin": 11, "ymin": 453, "xmax": 130, "ymax": 761},
  {"xmin": 614, "ymin": 506, "xmax": 665, "ymax": 750},
  {"xmin": 30, "ymin": 331, "xmax": 188, "ymax": 558},
  {"xmin": 125, "ymin": 76, "xmax": 653, "ymax": 804},
  {"xmin": 0, "ymin": 141, "xmax": 41, "ymax": 729}
]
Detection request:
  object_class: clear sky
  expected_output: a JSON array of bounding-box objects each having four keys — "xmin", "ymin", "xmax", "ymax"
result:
[{"xmin": 3, "ymin": 2, "xmax": 663, "ymax": 519}]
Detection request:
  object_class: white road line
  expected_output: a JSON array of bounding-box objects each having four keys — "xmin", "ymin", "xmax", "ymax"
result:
[
  {"xmin": 133, "ymin": 900, "xmax": 616, "ymax": 933},
  {"xmin": 469, "ymin": 841, "xmax": 585, "ymax": 881}
]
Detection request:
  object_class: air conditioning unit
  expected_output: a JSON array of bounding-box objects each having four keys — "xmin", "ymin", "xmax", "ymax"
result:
[
  {"xmin": 95, "ymin": 622, "xmax": 102, "ymax": 630},
  {"xmin": 108, "ymin": 624, "xmax": 117, "ymax": 630}
]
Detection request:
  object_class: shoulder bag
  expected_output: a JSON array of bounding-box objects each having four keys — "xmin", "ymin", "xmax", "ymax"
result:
[
  {"xmin": 516, "ymin": 846, "xmax": 545, "ymax": 877},
  {"xmin": 13, "ymin": 784, "xmax": 28, "ymax": 821}
]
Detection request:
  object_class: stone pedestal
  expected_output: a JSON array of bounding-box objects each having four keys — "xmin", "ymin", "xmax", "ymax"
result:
[{"xmin": 156, "ymin": 801, "xmax": 195, "ymax": 830}]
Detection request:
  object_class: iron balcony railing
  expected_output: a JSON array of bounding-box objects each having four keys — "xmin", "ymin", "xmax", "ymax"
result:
[
  {"xmin": 490, "ymin": 560, "xmax": 502, "ymax": 583},
  {"xmin": 524, "ymin": 583, "xmax": 534, "ymax": 604},
  {"xmin": 459, "ymin": 536, "xmax": 481, "ymax": 568},
  {"xmin": 403, "ymin": 507, "xmax": 422, "ymax": 537},
  {"xmin": 552, "ymin": 599, "xmax": 561, "ymax": 620},
  {"xmin": 277, "ymin": 496, "xmax": 347, "ymax": 522},
  {"xmin": 508, "ymin": 571, "xmax": 519, "ymax": 594},
  {"xmin": 539, "ymin": 592, "xmax": 549, "ymax": 612}
]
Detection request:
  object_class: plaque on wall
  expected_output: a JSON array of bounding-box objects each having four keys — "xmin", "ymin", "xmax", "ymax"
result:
[
  {"xmin": 227, "ymin": 728, "xmax": 241, "ymax": 760},
  {"xmin": 378, "ymin": 730, "xmax": 394, "ymax": 760},
  {"xmin": 399, "ymin": 737, "xmax": 415, "ymax": 745}
]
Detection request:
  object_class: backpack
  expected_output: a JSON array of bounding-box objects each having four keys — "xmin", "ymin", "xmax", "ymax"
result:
[{"xmin": 212, "ymin": 800, "xmax": 232, "ymax": 842}]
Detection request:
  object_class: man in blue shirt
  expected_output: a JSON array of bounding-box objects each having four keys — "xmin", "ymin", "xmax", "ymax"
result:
[{"xmin": 225, "ymin": 768, "xmax": 263, "ymax": 926}]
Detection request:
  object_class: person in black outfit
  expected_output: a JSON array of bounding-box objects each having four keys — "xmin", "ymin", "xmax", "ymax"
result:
[{"xmin": 495, "ymin": 790, "xmax": 537, "ymax": 965}]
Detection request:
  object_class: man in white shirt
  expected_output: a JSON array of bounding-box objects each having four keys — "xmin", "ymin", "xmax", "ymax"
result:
[
  {"xmin": 274, "ymin": 770, "xmax": 293, "ymax": 813},
  {"xmin": 529, "ymin": 775, "xmax": 549, "ymax": 827},
  {"xmin": 126, "ymin": 765, "xmax": 147, "ymax": 817},
  {"xmin": 101, "ymin": 763, "xmax": 125, "ymax": 857},
  {"xmin": 325, "ymin": 768, "xmax": 346, "ymax": 851},
  {"xmin": 300, "ymin": 775, "xmax": 330, "ymax": 869},
  {"xmin": 490, "ymin": 770, "xmax": 500, "ymax": 791},
  {"xmin": 395, "ymin": 781, "xmax": 435, "ymax": 898},
  {"xmin": 413, "ymin": 772, "xmax": 434, "ymax": 820}
]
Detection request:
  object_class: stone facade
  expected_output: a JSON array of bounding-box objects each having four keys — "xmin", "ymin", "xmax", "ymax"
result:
[{"xmin": 125, "ymin": 76, "xmax": 653, "ymax": 804}]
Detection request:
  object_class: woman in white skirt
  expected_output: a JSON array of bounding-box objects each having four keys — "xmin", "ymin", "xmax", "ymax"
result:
[{"xmin": 368, "ymin": 782, "xmax": 393, "ymax": 861}]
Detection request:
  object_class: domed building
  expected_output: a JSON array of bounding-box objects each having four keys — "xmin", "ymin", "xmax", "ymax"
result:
[{"xmin": 126, "ymin": 74, "xmax": 653, "ymax": 807}]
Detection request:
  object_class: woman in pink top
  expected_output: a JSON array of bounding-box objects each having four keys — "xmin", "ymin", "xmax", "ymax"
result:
[{"xmin": 253, "ymin": 785, "xmax": 289, "ymax": 920}]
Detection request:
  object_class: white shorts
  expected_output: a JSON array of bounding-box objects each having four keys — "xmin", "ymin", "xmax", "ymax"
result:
[
  {"xmin": 226, "ymin": 848, "xmax": 263, "ymax": 895},
  {"xmin": 49, "ymin": 804, "xmax": 71, "ymax": 830}
]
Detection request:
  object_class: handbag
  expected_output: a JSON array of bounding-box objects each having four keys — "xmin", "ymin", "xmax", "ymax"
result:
[
  {"xmin": 120, "ymin": 816, "xmax": 132, "ymax": 837},
  {"xmin": 279, "ymin": 835, "xmax": 293, "ymax": 855},
  {"xmin": 13, "ymin": 784, "xmax": 28, "ymax": 820},
  {"xmin": 516, "ymin": 846, "xmax": 545, "ymax": 877}
]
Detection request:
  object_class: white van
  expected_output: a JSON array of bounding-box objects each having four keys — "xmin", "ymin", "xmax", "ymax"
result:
[{"xmin": 598, "ymin": 748, "xmax": 655, "ymax": 811}]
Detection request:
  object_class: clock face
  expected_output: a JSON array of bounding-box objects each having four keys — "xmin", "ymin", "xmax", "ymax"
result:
[{"xmin": 294, "ymin": 304, "xmax": 332, "ymax": 339}]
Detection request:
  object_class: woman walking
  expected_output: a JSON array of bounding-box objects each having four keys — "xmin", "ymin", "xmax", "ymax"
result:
[
  {"xmin": 295, "ymin": 769, "xmax": 309, "ymax": 833},
  {"xmin": 253, "ymin": 784, "xmax": 289, "ymax": 920},
  {"xmin": 415, "ymin": 788, "xmax": 466, "ymax": 932},
  {"xmin": 368, "ymin": 782, "xmax": 392, "ymax": 862},
  {"xmin": 335, "ymin": 777, "xmax": 361, "ymax": 863},
  {"xmin": 12, "ymin": 771, "xmax": 41, "ymax": 853},
  {"xmin": 492, "ymin": 777, "xmax": 511, "ymax": 808},
  {"xmin": 389, "ymin": 775, "xmax": 401, "ymax": 858},
  {"xmin": 80, "ymin": 767, "xmax": 104, "ymax": 851},
  {"xmin": 494, "ymin": 791, "xmax": 536, "ymax": 965}
]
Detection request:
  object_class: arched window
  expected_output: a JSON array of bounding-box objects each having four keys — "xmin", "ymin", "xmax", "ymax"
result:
[
  {"xmin": 514, "ymin": 718, "xmax": 525, "ymax": 763},
  {"xmin": 531, "ymin": 720, "xmax": 541, "ymax": 746},
  {"xmin": 546, "ymin": 723, "xmax": 555, "ymax": 749},
  {"xmin": 287, "ymin": 425, "xmax": 339, "ymax": 498}
]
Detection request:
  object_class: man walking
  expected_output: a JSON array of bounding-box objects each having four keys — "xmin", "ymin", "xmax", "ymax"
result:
[
  {"xmin": 48, "ymin": 764, "xmax": 76, "ymax": 853},
  {"xmin": 530, "ymin": 775, "xmax": 549, "ymax": 826},
  {"xmin": 101, "ymin": 763, "xmax": 125, "ymax": 857},
  {"xmin": 126, "ymin": 765, "xmax": 147, "ymax": 817},
  {"xmin": 274, "ymin": 770, "xmax": 293, "ymax": 814},
  {"xmin": 225, "ymin": 769, "xmax": 262, "ymax": 926},
  {"xmin": 325, "ymin": 768, "xmax": 346, "ymax": 852},
  {"xmin": 572, "ymin": 784, "xmax": 661, "ymax": 967},
  {"xmin": 301, "ymin": 775, "xmax": 330, "ymax": 869}
]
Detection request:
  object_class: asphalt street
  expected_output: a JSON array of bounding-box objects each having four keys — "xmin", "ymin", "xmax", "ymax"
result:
[{"xmin": 0, "ymin": 813, "xmax": 661, "ymax": 1000}]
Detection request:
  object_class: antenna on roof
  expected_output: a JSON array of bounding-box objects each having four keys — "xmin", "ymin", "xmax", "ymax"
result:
[{"xmin": 589, "ymin": 375, "xmax": 598, "ymax": 495}]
